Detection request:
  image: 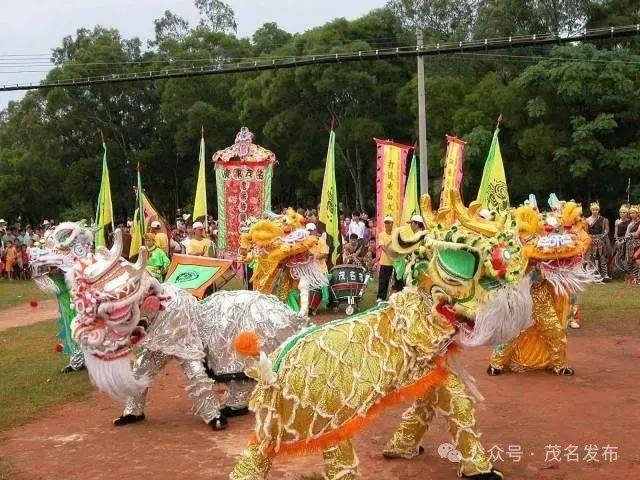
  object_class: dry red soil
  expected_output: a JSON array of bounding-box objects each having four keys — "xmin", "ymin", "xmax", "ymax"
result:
[
  {"xmin": 0, "ymin": 300, "xmax": 57, "ymax": 332},
  {"xmin": 1, "ymin": 314, "xmax": 638, "ymax": 480}
]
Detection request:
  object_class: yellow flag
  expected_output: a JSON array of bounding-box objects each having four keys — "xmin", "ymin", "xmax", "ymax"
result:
[
  {"xmin": 440, "ymin": 136, "xmax": 465, "ymax": 210},
  {"xmin": 401, "ymin": 154, "xmax": 420, "ymax": 224},
  {"xmin": 95, "ymin": 141, "xmax": 114, "ymax": 247},
  {"xmin": 477, "ymin": 127, "xmax": 509, "ymax": 214},
  {"xmin": 193, "ymin": 134, "xmax": 208, "ymax": 223},
  {"xmin": 129, "ymin": 166, "xmax": 145, "ymax": 258},
  {"xmin": 319, "ymin": 130, "xmax": 340, "ymax": 266},
  {"xmin": 128, "ymin": 208, "xmax": 141, "ymax": 258}
]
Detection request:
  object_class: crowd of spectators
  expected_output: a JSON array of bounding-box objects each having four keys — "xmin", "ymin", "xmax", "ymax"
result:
[{"xmin": 0, "ymin": 219, "xmax": 54, "ymax": 280}]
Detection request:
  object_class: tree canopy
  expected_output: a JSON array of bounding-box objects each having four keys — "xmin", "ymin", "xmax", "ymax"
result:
[{"xmin": 1, "ymin": 0, "xmax": 639, "ymax": 224}]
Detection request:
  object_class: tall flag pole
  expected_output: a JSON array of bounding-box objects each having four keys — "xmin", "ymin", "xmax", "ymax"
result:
[
  {"xmin": 401, "ymin": 147, "xmax": 420, "ymax": 224},
  {"xmin": 193, "ymin": 126, "xmax": 208, "ymax": 228},
  {"xmin": 476, "ymin": 115, "xmax": 509, "ymax": 215},
  {"xmin": 319, "ymin": 119, "xmax": 340, "ymax": 266},
  {"xmin": 128, "ymin": 163, "xmax": 146, "ymax": 258},
  {"xmin": 95, "ymin": 130, "xmax": 114, "ymax": 247},
  {"xmin": 627, "ymin": 178, "xmax": 631, "ymax": 203}
]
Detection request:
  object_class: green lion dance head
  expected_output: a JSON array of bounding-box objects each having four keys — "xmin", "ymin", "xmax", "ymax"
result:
[{"xmin": 391, "ymin": 190, "xmax": 531, "ymax": 347}]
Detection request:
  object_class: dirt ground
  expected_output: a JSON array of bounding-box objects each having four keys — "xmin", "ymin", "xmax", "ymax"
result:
[
  {"xmin": 0, "ymin": 312, "xmax": 638, "ymax": 480},
  {"xmin": 0, "ymin": 300, "xmax": 57, "ymax": 332}
]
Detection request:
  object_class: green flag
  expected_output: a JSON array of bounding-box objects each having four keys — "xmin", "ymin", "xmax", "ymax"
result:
[
  {"xmin": 318, "ymin": 129, "xmax": 340, "ymax": 266},
  {"xmin": 95, "ymin": 135, "xmax": 114, "ymax": 247},
  {"xmin": 477, "ymin": 127, "xmax": 509, "ymax": 214}
]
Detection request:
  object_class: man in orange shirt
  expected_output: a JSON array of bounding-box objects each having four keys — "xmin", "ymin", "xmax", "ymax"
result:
[{"xmin": 376, "ymin": 216, "xmax": 396, "ymax": 302}]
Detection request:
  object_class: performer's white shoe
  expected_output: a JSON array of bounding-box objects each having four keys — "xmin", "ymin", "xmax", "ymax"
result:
[{"xmin": 569, "ymin": 320, "xmax": 581, "ymax": 329}]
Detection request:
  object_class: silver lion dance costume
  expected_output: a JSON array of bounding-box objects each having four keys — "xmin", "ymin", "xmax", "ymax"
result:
[
  {"xmin": 70, "ymin": 230, "xmax": 306, "ymax": 430},
  {"xmin": 29, "ymin": 222, "xmax": 94, "ymax": 372},
  {"xmin": 230, "ymin": 190, "xmax": 532, "ymax": 480}
]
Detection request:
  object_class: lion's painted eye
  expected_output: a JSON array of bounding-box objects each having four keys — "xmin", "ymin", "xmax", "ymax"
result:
[
  {"xmin": 490, "ymin": 247, "xmax": 509, "ymax": 278},
  {"xmin": 436, "ymin": 248, "xmax": 479, "ymax": 280}
]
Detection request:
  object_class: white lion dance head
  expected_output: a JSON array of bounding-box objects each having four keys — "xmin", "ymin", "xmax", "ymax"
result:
[{"xmin": 70, "ymin": 230, "xmax": 162, "ymax": 400}]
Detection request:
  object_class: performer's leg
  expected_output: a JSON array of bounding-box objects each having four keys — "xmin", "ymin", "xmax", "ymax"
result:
[
  {"xmin": 323, "ymin": 440, "xmax": 359, "ymax": 480},
  {"xmin": 436, "ymin": 374, "xmax": 495, "ymax": 477},
  {"xmin": 632, "ymin": 260, "xmax": 640, "ymax": 285},
  {"xmin": 297, "ymin": 276, "xmax": 310, "ymax": 316},
  {"xmin": 229, "ymin": 443, "xmax": 273, "ymax": 480},
  {"xmin": 598, "ymin": 249, "xmax": 610, "ymax": 280},
  {"xmin": 383, "ymin": 394, "xmax": 435, "ymax": 459},
  {"xmin": 177, "ymin": 357, "xmax": 226, "ymax": 428},
  {"xmin": 377, "ymin": 265, "xmax": 392, "ymax": 301},
  {"xmin": 220, "ymin": 379, "xmax": 253, "ymax": 417},
  {"xmin": 487, "ymin": 340, "xmax": 518, "ymax": 375},
  {"xmin": 61, "ymin": 349, "xmax": 86, "ymax": 373},
  {"xmin": 534, "ymin": 286, "xmax": 573, "ymax": 375},
  {"xmin": 384, "ymin": 374, "xmax": 497, "ymax": 477},
  {"xmin": 115, "ymin": 349, "xmax": 169, "ymax": 425}
]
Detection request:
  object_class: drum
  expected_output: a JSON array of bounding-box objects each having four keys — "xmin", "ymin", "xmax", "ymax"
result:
[{"xmin": 329, "ymin": 264, "xmax": 367, "ymax": 303}]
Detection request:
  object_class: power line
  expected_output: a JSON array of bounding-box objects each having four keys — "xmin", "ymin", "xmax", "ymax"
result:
[{"xmin": 0, "ymin": 24, "xmax": 637, "ymax": 92}]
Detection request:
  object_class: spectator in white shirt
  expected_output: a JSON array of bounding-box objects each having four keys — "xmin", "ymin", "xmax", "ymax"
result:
[{"xmin": 347, "ymin": 211, "xmax": 366, "ymax": 239}]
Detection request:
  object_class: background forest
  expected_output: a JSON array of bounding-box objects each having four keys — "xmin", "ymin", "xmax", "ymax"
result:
[{"xmin": 0, "ymin": 0, "xmax": 639, "ymax": 223}]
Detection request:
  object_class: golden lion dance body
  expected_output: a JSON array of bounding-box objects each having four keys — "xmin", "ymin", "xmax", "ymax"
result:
[
  {"xmin": 241, "ymin": 209, "xmax": 328, "ymax": 315},
  {"xmin": 230, "ymin": 191, "xmax": 533, "ymax": 480},
  {"xmin": 488, "ymin": 201, "xmax": 598, "ymax": 376}
]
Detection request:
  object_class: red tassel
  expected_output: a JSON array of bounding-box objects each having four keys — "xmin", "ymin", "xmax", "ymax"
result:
[
  {"xmin": 29, "ymin": 299, "xmax": 38, "ymax": 308},
  {"xmin": 54, "ymin": 343, "xmax": 63, "ymax": 353}
]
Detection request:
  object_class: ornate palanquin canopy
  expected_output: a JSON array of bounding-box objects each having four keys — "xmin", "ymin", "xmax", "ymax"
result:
[
  {"xmin": 212, "ymin": 127, "xmax": 276, "ymax": 163},
  {"xmin": 213, "ymin": 127, "xmax": 276, "ymax": 254}
]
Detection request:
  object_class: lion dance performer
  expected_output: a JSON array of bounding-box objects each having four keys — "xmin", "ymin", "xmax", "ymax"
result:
[
  {"xmin": 29, "ymin": 222, "xmax": 94, "ymax": 372},
  {"xmin": 230, "ymin": 190, "xmax": 533, "ymax": 480},
  {"xmin": 70, "ymin": 230, "xmax": 306, "ymax": 430},
  {"xmin": 585, "ymin": 201, "xmax": 611, "ymax": 281},
  {"xmin": 240, "ymin": 209, "xmax": 328, "ymax": 315},
  {"xmin": 488, "ymin": 200, "xmax": 599, "ymax": 376}
]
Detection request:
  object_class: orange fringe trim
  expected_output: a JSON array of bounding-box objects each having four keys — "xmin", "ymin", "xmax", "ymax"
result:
[{"xmin": 252, "ymin": 346, "xmax": 458, "ymax": 457}]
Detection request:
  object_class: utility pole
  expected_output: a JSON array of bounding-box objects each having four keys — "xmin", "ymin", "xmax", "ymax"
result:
[{"xmin": 416, "ymin": 28, "xmax": 428, "ymax": 196}]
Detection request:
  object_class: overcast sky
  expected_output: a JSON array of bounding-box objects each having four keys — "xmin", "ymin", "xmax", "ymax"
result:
[{"xmin": 0, "ymin": 0, "xmax": 387, "ymax": 108}]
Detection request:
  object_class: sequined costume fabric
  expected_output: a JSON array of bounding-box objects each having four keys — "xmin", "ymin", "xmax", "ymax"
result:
[
  {"xmin": 230, "ymin": 288, "xmax": 492, "ymax": 479},
  {"xmin": 490, "ymin": 279, "xmax": 571, "ymax": 372},
  {"xmin": 383, "ymin": 373, "xmax": 492, "ymax": 476},
  {"xmin": 123, "ymin": 286, "xmax": 305, "ymax": 422}
]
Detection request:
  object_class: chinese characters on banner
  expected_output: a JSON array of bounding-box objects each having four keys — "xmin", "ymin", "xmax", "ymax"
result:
[
  {"xmin": 213, "ymin": 128, "xmax": 275, "ymax": 254},
  {"xmin": 439, "ymin": 135, "xmax": 466, "ymax": 210},
  {"xmin": 375, "ymin": 139, "xmax": 412, "ymax": 235}
]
